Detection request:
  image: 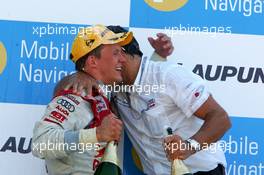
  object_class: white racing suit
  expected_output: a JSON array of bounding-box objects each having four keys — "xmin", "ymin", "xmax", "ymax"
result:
[{"xmin": 32, "ymin": 90, "xmax": 111, "ymax": 175}]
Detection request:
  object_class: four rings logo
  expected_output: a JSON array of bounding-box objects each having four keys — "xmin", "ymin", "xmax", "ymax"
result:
[
  {"xmin": 57, "ymin": 99, "xmax": 75, "ymax": 112},
  {"xmin": 0, "ymin": 41, "xmax": 7, "ymax": 75},
  {"xmin": 144, "ymin": 0, "xmax": 189, "ymax": 12}
]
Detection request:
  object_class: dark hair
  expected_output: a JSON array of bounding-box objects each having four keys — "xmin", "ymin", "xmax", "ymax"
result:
[
  {"xmin": 74, "ymin": 45, "xmax": 103, "ymax": 71},
  {"xmin": 107, "ymin": 25, "xmax": 143, "ymax": 57}
]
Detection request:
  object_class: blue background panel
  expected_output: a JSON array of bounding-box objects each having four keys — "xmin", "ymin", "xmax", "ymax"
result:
[
  {"xmin": 130, "ymin": 0, "xmax": 264, "ymax": 36},
  {"xmin": 0, "ymin": 20, "xmax": 78, "ymax": 105}
]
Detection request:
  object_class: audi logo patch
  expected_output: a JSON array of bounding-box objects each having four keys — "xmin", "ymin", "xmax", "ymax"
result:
[{"xmin": 57, "ymin": 99, "xmax": 75, "ymax": 112}]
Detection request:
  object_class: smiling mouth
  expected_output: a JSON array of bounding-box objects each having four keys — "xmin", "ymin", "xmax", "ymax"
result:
[{"xmin": 115, "ymin": 67, "xmax": 122, "ymax": 71}]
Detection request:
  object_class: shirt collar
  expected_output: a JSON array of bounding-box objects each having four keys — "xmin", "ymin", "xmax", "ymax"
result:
[{"xmin": 133, "ymin": 56, "xmax": 149, "ymax": 86}]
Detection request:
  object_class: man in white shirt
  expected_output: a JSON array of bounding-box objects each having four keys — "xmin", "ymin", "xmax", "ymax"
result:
[{"xmin": 55, "ymin": 26, "xmax": 231, "ymax": 175}]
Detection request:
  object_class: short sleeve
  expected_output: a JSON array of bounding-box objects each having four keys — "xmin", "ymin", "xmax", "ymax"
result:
[{"xmin": 163, "ymin": 65, "xmax": 210, "ymax": 118}]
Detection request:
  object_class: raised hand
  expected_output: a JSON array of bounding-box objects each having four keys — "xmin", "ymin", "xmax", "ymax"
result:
[
  {"xmin": 148, "ymin": 33, "xmax": 174, "ymax": 58},
  {"xmin": 163, "ymin": 135, "xmax": 195, "ymax": 161}
]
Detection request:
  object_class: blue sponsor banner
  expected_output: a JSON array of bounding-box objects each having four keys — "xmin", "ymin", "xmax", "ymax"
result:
[
  {"xmin": 130, "ymin": 0, "xmax": 264, "ymax": 36},
  {"xmin": 0, "ymin": 20, "xmax": 84, "ymax": 105},
  {"xmin": 123, "ymin": 116, "xmax": 264, "ymax": 174},
  {"xmin": 223, "ymin": 117, "xmax": 264, "ymax": 175}
]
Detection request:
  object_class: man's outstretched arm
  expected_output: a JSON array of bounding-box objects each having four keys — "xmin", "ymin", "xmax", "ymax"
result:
[
  {"xmin": 53, "ymin": 71, "xmax": 98, "ymax": 97},
  {"xmin": 164, "ymin": 95, "xmax": 231, "ymax": 160}
]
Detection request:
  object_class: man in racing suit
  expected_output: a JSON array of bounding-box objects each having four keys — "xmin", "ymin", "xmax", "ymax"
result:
[{"xmin": 31, "ymin": 24, "xmax": 132, "ymax": 175}]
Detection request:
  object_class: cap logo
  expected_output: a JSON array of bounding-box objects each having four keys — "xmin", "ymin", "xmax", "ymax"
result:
[{"xmin": 85, "ymin": 39, "xmax": 95, "ymax": 47}]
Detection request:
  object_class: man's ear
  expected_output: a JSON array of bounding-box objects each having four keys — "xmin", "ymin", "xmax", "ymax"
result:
[{"xmin": 84, "ymin": 55, "xmax": 97, "ymax": 72}]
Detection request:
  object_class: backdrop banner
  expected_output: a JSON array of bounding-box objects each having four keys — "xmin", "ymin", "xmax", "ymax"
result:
[{"xmin": 0, "ymin": 0, "xmax": 263, "ymax": 175}]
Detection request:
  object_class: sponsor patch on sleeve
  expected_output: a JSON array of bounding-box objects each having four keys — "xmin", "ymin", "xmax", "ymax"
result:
[
  {"xmin": 49, "ymin": 110, "xmax": 67, "ymax": 123},
  {"xmin": 57, "ymin": 99, "xmax": 75, "ymax": 112}
]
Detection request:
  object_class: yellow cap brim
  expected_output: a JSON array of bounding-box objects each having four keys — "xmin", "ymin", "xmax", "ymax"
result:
[{"xmin": 102, "ymin": 31, "xmax": 133, "ymax": 47}]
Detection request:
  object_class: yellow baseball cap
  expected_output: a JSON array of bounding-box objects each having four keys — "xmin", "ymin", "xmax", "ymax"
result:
[{"xmin": 70, "ymin": 24, "xmax": 133, "ymax": 62}]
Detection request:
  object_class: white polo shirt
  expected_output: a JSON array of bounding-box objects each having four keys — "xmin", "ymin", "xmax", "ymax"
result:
[{"xmin": 114, "ymin": 57, "xmax": 227, "ymax": 174}]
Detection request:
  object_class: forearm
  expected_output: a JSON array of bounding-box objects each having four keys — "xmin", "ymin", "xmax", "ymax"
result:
[
  {"xmin": 32, "ymin": 125, "xmax": 68, "ymax": 159},
  {"xmin": 54, "ymin": 71, "xmax": 98, "ymax": 97},
  {"xmin": 150, "ymin": 52, "xmax": 167, "ymax": 62},
  {"xmin": 191, "ymin": 109, "xmax": 231, "ymax": 147},
  {"xmin": 53, "ymin": 74, "xmax": 75, "ymax": 96},
  {"xmin": 32, "ymin": 94, "xmax": 97, "ymax": 159},
  {"xmin": 32, "ymin": 123, "xmax": 98, "ymax": 159}
]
